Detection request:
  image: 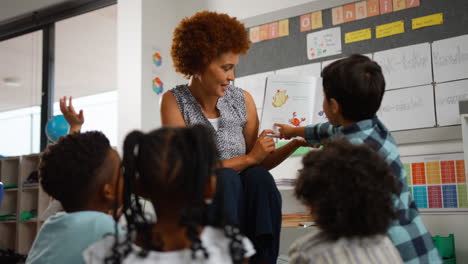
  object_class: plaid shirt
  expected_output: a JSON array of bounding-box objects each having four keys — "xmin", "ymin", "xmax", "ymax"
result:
[{"xmin": 304, "ymin": 116, "xmax": 441, "ymax": 264}]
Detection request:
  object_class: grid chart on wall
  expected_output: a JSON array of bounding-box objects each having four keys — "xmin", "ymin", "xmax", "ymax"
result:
[{"xmin": 402, "ymin": 153, "xmax": 468, "ymax": 211}]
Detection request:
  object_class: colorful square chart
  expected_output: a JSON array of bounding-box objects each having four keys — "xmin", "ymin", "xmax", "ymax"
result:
[
  {"xmin": 442, "ymin": 185, "xmax": 458, "ymax": 208},
  {"xmin": 404, "ymin": 163, "xmax": 412, "ymax": 186},
  {"xmin": 441, "ymin": 160, "xmax": 456, "ymax": 184},
  {"xmin": 412, "ymin": 163, "xmax": 426, "ymax": 185},
  {"xmin": 456, "ymin": 160, "xmax": 466, "ymax": 183},
  {"xmin": 426, "ymin": 161, "xmax": 441, "ymax": 184},
  {"xmin": 427, "ymin": 186, "xmax": 442, "ymax": 208},
  {"xmin": 458, "ymin": 184, "xmax": 468, "ymax": 208},
  {"xmin": 413, "ymin": 186, "xmax": 428, "ymax": 208}
]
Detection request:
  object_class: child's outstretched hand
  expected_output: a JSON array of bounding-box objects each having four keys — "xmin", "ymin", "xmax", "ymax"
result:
[
  {"xmin": 274, "ymin": 123, "xmax": 295, "ymax": 139},
  {"xmin": 59, "ymin": 96, "xmax": 84, "ymax": 133}
]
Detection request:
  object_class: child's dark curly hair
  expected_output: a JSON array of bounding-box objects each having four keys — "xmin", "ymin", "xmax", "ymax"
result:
[
  {"xmin": 171, "ymin": 10, "xmax": 250, "ymax": 78},
  {"xmin": 38, "ymin": 131, "xmax": 111, "ymax": 212},
  {"xmin": 295, "ymin": 138, "xmax": 402, "ymax": 240}
]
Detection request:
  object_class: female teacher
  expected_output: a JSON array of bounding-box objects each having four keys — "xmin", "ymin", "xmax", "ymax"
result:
[{"xmin": 161, "ymin": 11, "xmax": 304, "ymax": 264}]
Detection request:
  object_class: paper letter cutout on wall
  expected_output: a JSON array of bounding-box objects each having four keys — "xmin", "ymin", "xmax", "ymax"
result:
[
  {"xmin": 268, "ymin": 22, "xmax": 279, "ymax": 39},
  {"xmin": 300, "ymin": 14, "xmax": 312, "ymax": 32},
  {"xmin": 278, "ymin": 19, "xmax": 289, "ymax": 37},
  {"xmin": 343, "ymin": 4, "xmax": 356, "ymax": 23},
  {"xmin": 332, "ymin": 6, "xmax": 344, "ymax": 25},
  {"xmin": 393, "ymin": 0, "xmax": 406, "ymax": 11},
  {"xmin": 406, "ymin": 0, "xmax": 420, "ymax": 8},
  {"xmin": 249, "ymin": 27, "xmax": 260, "ymax": 43},
  {"xmin": 367, "ymin": 0, "xmax": 380, "ymax": 17},
  {"xmin": 380, "ymin": 0, "xmax": 393, "ymax": 14},
  {"xmin": 355, "ymin": 1, "xmax": 368, "ymax": 20},
  {"xmin": 260, "ymin": 24, "xmax": 269, "ymax": 41},
  {"xmin": 311, "ymin": 11, "xmax": 323, "ymax": 29}
]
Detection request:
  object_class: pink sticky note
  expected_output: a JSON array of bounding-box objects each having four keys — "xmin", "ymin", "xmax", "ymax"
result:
[
  {"xmin": 300, "ymin": 14, "xmax": 312, "ymax": 32},
  {"xmin": 332, "ymin": 6, "xmax": 344, "ymax": 25},
  {"xmin": 249, "ymin": 27, "xmax": 260, "ymax": 43},
  {"xmin": 380, "ymin": 0, "xmax": 393, "ymax": 14},
  {"xmin": 355, "ymin": 1, "xmax": 368, "ymax": 20},
  {"xmin": 367, "ymin": 0, "xmax": 380, "ymax": 17},
  {"xmin": 268, "ymin": 22, "xmax": 279, "ymax": 39}
]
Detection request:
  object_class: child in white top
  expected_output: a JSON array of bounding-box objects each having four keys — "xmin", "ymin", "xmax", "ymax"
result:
[
  {"xmin": 84, "ymin": 125, "xmax": 255, "ymax": 264},
  {"xmin": 289, "ymin": 139, "xmax": 404, "ymax": 264}
]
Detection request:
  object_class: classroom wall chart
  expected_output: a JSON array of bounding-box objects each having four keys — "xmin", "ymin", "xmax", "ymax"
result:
[{"xmin": 401, "ymin": 153, "xmax": 468, "ymax": 210}]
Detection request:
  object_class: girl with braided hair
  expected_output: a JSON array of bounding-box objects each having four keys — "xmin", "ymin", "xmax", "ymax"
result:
[{"xmin": 83, "ymin": 125, "xmax": 254, "ymax": 264}]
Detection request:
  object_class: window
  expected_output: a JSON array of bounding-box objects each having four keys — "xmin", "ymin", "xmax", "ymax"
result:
[{"xmin": 0, "ymin": 31, "xmax": 42, "ymax": 156}]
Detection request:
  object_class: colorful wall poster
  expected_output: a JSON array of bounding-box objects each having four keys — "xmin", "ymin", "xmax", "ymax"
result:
[
  {"xmin": 306, "ymin": 27, "xmax": 342, "ymax": 60},
  {"xmin": 402, "ymin": 153, "xmax": 468, "ymax": 210}
]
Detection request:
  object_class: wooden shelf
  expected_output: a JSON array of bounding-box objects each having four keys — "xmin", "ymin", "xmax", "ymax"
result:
[
  {"xmin": 22, "ymin": 185, "xmax": 39, "ymax": 191},
  {"xmin": 0, "ymin": 154, "xmax": 50, "ymax": 255},
  {"xmin": 0, "ymin": 220, "xmax": 17, "ymax": 224}
]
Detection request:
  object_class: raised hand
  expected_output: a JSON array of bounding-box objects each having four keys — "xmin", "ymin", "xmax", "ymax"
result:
[{"xmin": 59, "ymin": 96, "xmax": 84, "ymax": 133}]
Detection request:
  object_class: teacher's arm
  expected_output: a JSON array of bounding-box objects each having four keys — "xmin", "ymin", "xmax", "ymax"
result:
[
  {"xmin": 160, "ymin": 91, "xmax": 187, "ymax": 127},
  {"xmin": 242, "ymin": 91, "xmax": 303, "ymax": 170}
]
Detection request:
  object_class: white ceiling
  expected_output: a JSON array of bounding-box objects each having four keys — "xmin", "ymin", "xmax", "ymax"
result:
[{"xmin": 0, "ymin": 5, "xmax": 116, "ymax": 112}]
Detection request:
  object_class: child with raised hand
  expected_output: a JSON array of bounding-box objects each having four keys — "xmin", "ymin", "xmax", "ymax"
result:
[
  {"xmin": 27, "ymin": 97, "xmax": 123, "ymax": 264},
  {"xmin": 38, "ymin": 96, "xmax": 85, "ymax": 219},
  {"xmin": 275, "ymin": 54, "xmax": 440, "ymax": 263},
  {"xmin": 289, "ymin": 138, "xmax": 403, "ymax": 264},
  {"xmin": 83, "ymin": 125, "xmax": 255, "ymax": 264}
]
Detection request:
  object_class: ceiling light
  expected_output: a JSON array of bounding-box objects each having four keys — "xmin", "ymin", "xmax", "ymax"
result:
[{"xmin": 3, "ymin": 77, "xmax": 21, "ymax": 87}]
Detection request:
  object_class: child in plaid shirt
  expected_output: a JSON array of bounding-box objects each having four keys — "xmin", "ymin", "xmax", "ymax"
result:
[{"xmin": 276, "ymin": 54, "xmax": 441, "ymax": 264}]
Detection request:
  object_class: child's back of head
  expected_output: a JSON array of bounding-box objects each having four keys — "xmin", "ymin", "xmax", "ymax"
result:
[
  {"xmin": 39, "ymin": 131, "xmax": 118, "ymax": 212},
  {"xmin": 103, "ymin": 125, "xmax": 250, "ymax": 264},
  {"xmin": 322, "ymin": 54, "xmax": 386, "ymax": 122},
  {"xmin": 295, "ymin": 138, "xmax": 402, "ymax": 240},
  {"xmin": 29, "ymin": 131, "xmax": 122, "ymax": 264}
]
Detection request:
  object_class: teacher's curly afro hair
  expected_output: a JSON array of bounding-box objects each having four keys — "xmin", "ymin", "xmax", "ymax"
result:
[{"xmin": 171, "ymin": 11, "xmax": 250, "ymax": 78}]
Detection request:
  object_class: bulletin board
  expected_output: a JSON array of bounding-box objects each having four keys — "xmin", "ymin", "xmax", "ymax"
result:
[{"xmin": 235, "ymin": 0, "xmax": 468, "ymax": 145}]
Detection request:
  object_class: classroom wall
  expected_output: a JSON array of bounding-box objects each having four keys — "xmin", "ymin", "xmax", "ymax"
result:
[
  {"xmin": 207, "ymin": 0, "xmax": 320, "ymax": 20},
  {"xmin": 117, "ymin": 0, "xmax": 468, "ymax": 260}
]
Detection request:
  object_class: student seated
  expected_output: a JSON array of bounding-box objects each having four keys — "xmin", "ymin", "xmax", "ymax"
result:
[
  {"xmin": 83, "ymin": 125, "xmax": 255, "ymax": 264},
  {"xmin": 289, "ymin": 139, "xmax": 403, "ymax": 264},
  {"xmin": 276, "ymin": 54, "xmax": 441, "ymax": 263},
  {"xmin": 26, "ymin": 131, "xmax": 123, "ymax": 264}
]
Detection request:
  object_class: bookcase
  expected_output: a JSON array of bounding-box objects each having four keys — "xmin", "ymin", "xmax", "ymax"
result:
[{"xmin": 0, "ymin": 154, "xmax": 50, "ymax": 255}]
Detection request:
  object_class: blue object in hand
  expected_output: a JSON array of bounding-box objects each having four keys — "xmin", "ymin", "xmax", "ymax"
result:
[{"xmin": 45, "ymin": 115, "xmax": 70, "ymax": 143}]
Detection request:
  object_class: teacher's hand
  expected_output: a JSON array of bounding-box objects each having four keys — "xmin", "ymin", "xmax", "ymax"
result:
[{"xmin": 248, "ymin": 130, "xmax": 276, "ymax": 164}]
